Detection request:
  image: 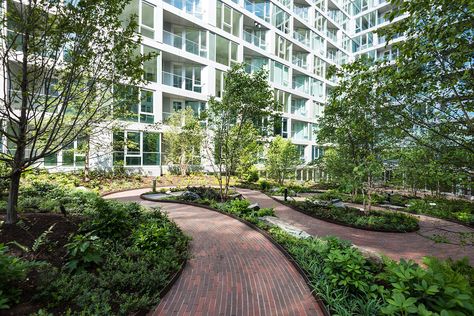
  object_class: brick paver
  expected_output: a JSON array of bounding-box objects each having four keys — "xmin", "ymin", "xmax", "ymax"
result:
[
  {"xmin": 237, "ymin": 188, "xmax": 474, "ymax": 264},
  {"xmin": 106, "ymin": 189, "xmax": 323, "ymax": 316}
]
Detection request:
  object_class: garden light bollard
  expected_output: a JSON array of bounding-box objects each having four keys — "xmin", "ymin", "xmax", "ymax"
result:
[
  {"xmin": 284, "ymin": 188, "xmax": 288, "ymax": 201},
  {"xmin": 152, "ymin": 179, "xmax": 157, "ymax": 193}
]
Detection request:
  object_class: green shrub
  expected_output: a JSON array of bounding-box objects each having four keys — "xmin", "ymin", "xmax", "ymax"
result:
[
  {"xmin": 258, "ymin": 179, "xmax": 272, "ymax": 191},
  {"xmin": 318, "ymin": 190, "xmax": 344, "ymax": 201},
  {"xmin": 407, "ymin": 198, "xmax": 474, "ymax": 225},
  {"xmin": 80, "ymin": 199, "xmax": 142, "ymax": 240},
  {"xmin": 35, "ymin": 204, "xmax": 189, "ymax": 315},
  {"xmin": 65, "ymin": 233, "xmax": 103, "ymax": 272},
  {"xmin": 242, "ymin": 167, "xmax": 259, "ymax": 183},
  {"xmin": 323, "ymin": 246, "xmax": 376, "ymax": 294},
  {"xmin": 379, "ymin": 257, "xmax": 474, "ymax": 315},
  {"xmin": 0, "ymin": 244, "xmax": 36, "ymax": 308}
]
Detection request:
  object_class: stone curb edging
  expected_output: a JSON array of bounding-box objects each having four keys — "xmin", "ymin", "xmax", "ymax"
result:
[
  {"xmin": 140, "ymin": 193, "xmax": 331, "ymax": 316},
  {"xmin": 267, "ymin": 195, "xmax": 420, "ymax": 233}
]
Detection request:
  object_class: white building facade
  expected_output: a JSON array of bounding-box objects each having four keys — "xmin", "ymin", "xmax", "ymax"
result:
[{"xmin": 4, "ymin": 0, "xmax": 400, "ymax": 176}]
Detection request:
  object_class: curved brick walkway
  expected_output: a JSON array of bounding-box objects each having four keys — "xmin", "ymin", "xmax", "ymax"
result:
[
  {"xmin": 106, "ymin": 189, "xmax": 323, "ymax": 316},
  {"xmin": 237, "ymin": 188, "xmax": 474, "ymax": 264}
]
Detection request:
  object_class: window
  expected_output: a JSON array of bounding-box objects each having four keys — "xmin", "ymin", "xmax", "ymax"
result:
[
  {"xmin": 312, "ymin": 146, "xmax": 324, "ymax": 160},
  {"xmin": 216, "ymin": 1, "xmax": 241, "ymax": 37},
  {"xmin": 141, "ymin": 2, "xmax": 155, "ymax": 38},
  {"xmin": 311, "ymin": 79, "xmax": 324, "ymax": 98},
  {"xmin": 113, "ymin": 131, "xmax": 161, "ymax": 166},
  {"xmin": 313, "ymin": 101, "xmax": 324, "ymax": 118},
  {"xmin": 313, "ymin": 57, "xmax": 326, "ymax": 78},
  {"xmin": 274, "ymin": 89, "xmax": 290, "ymax": 113},
  {"xmin": 274, "ymin": 117, "xmax": 288, "ymax": 138},
  {"xmin": 114, "ymin": 86, "xmax": 154, "ymax": 123},
  {"xmin": 143, "ymin": 45, "xmax": 158, "ymax": 82},
  {"xmin": 60, "ymin": 138, "xmax": 86, "ymax": 167},
  {"xmin": 215, "ymin": 35, "xmax": 238, "ymax": 66},
  {"xmin": 273, "ymin": 5, "xmax": 290, "ymax": 34},
  {"xmin": 270, "ymin": 61, "xmax": 289, "ymax": 87},
  {"xmin": 215, "ymin": 69, "xmax": 225, "ymax": 97},
  {"xmin": 296, "ymin": 144, "xmax": 306, "ymax": 160},
  {"xmin": 291, "ymin": 99, "xmax": 307, "ymax": 116},
  {"xmin": 275, "ymin": 35, "xmax": 291, "ymax": 61}
]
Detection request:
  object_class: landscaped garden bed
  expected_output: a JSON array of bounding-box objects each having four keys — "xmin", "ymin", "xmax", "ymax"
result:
[
  {"xmin": 143, "ymin": 185, "xmax": 474, "ymax": 316},
  {"xmin": 301, "ymin": 189, "xmax": 474, "ymax": 227},
  {"xmin": 0, "ymin": 183, "xmax": 189, "ymax": 315},
  {"xmin": 284, "ymin": 199, "xmax": 419, "ymax": 233}
]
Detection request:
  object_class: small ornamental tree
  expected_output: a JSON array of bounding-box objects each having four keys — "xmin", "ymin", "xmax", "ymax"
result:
[
  {"xmin": 205, "ymin": 63, "xmax": 280, "ymax": 199},
  {"xmin": 163, "ymin": 107, "xmax": 204, "ymax": 176},
  {"xmin": 0, "ymin": 0, "xmax": 151, "ymax": 223},
  {"xmin": 265, "ymin": 136, "xmax": 301, "ymax": 185},
  {"xmin": 318, "ymin": 58, "xmax": 396, "ymax": 210}
]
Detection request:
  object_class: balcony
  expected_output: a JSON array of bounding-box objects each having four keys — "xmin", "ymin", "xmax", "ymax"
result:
[
  {"xmin": 244, "ymin": 0, "xmax": 271, "ymax": 22},
  {"xmin": 293, "ymin": 31, "xmax": 310, "ymax": 48},
  {"xmin": 162, "ymin": 71, "xmax": 202, "ymax": 93},
  {"xmin": 293, "ymin": 6, "xmax": 309, "ymax": 22},
  {"xmin": 292, "ymin": 54, "xmax": 307, "ymax": 69},
  {"xmin": 163, "ymin": 0, "xmax": 203, "ymax": 19},
  {"xmin": 163, "ymin": 30, "xmax": 207, "ymax": 57},
  {"xmin": 243, "ymin": 30, "xmax": 266, "ymax": 50}
]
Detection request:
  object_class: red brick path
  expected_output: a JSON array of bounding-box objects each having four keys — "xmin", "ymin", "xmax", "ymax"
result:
[
  {"xmin": 106, "ymin": 189, "xmax": 323, "ymax": 316},
  {"xmin": 237, "ymin": 188, "xmax": 474, "ymax": 264}
]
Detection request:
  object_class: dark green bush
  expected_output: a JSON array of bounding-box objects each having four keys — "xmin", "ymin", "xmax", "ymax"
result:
[
  {"xmin": 35, "ymin": 203, "xmax": 189, "ymax": 315},
  {"xmin": 79, "ymin": 199, "xmax": 142, "ymax": 240},
  {"xmin": 291, "ymin": 200, "xmax": 419, "ymax": 232},
  {"xmin": 0, "ymin": 244, "xmax": 38, "ymax": 309}
]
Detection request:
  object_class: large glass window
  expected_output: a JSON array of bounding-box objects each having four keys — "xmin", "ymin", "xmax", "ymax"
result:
[
  {"xmin": 143, "ymin": 45, "xmax": 158, "ymax": 82},
  {"xmin": 275, "ymin": 35, "xmax": 291, "ymax": 61},
  {"xmin": 141, "ymin": 2, "xmax": 155, "ymax": 38},
  {"xmin": 113, "ymin": 131, "xmax": 161, "ymax": 166},
  {"xmin": 216, "ymin": 1, "xmax": 241, "ymax": 37},
  {"xmin": 215, "ymin": 35, "xmax": 238, "ymax": 66},
  {"xmin": 273, "ymin": 5, "xmax": 290, "ymax": 34},
  {"xmin": 270, "ymin": 61, "xmax": 289, "ymax": 87}
]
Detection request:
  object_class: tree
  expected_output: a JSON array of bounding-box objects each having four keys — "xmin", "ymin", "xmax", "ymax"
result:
[
  {"xmin": 318, "ymin": 58, "xmax": 396, "ymax": 210},
  {"xmin": 0, "ymin": 0, "xmax": 150, "ymax": 223},
  {"xmin": 265, "ymin": 136, "xmax": 300, "ymax": 185},
  {"xmin": 377, "ymin": 0, "xmax": 474, "ymax": 174},
  {"xmin": 163, "ymin": 107, "xmax": 203, "ymax": 176},
  {"xmin": 205, "ymin": 63, "xmax": 280, "ymax": 199}
]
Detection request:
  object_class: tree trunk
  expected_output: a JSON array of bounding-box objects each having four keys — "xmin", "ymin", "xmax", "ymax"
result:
[
  {"xmin": 6, "ymin": 170, "xmax": 21, "ymax": 224},
  {"xmin": 83, "ymin": 136, "xmax": 91, "ymax": 182}
]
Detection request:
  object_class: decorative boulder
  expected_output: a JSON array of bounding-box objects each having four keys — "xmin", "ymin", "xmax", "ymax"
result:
[
  {"xmin": 330, "ymin": 199, "xmax": 346, "ymax": 209},
  {"xmin": 228, "ymin": 193, "xmax": 243, "ymax": 200},
  {"xmin": 181, "ymin": 191, "xmax": 201, "ymax": 201},
  {"xmin": 247, "ymin": 203, "xmax": 260, "ymax": 211}
]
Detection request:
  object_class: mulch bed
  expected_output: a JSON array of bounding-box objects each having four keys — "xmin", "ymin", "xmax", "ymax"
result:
[{"xmin": 0, "ymin": 213, "xmax": 83, "ymax": 316}]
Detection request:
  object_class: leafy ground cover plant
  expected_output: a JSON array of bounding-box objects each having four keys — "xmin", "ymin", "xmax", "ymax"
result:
[
  {"xmin": 288, "ymin": 199, "xmax": 419, "ymax": 232},
  {"xmin": 0, "ymin": 185, "xmax": 189, "ymax": 315},
  {"xmin": 407, "ymin": 198, "xmax": 474, "ymax": 226}
]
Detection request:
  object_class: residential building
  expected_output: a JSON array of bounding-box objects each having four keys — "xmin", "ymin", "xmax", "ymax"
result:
[{"xmin": 2, "ymin": 0, "xmax": 401, "ymax": 175}]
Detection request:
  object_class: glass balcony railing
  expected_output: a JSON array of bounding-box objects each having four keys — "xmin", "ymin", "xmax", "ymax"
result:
[
  {"xmin": 163, "ymin": 0, "xmax": 203, "ymax": 19},
  {"xmin": 243, "ymin": 30, "xmax": 266, "ymax": 50},
  {"xmin": 293, "ymin": 6, "xmax": 309, "ymax": 22},
  {"xmin": 326, "ymin": 29, "xmax": 338, "ymax": 43},
  {"xmin": 244, "ymin": 0, "xmax": 271, "ymax": 22},
  {"xmin": 292, "ymin": 55, "xmax": 307, "ymax": 69},
  {"xmin": 163, "ymin": 30, "xmax": 207, "ymax": 57},
  {"xmin": 293, "ymin": 31, "xmax": 310, "ymax": 47},
  {"xmin": 162, "ymin": 71, "xmax": 202, "ymax": 93}
]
